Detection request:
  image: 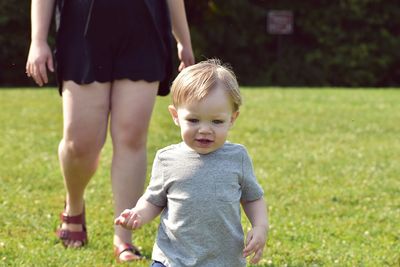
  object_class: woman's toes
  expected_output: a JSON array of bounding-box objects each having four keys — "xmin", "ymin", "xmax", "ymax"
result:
[{"xmin": 66, "ymin": 240, "xmax": 82, "ymax": 248}]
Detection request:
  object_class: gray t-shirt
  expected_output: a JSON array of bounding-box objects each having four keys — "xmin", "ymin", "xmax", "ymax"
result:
[{"xmin": 143, "ymin": 142, "xmax": 264, "ymax": 267}]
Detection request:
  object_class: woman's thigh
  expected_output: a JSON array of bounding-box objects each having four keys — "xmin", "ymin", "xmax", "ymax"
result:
[
  {"xmin": 109, "ymin": 79, "xmax": 159, "ymax": 148},
  {"xmin": 61, "ymin": 81, "xmax": 111, "ymax": 150}
]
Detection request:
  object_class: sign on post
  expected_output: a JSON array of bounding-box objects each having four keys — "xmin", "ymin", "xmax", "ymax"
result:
[{"xmin": 267, "ymin": 10, "xmax": 293, "ymax": 35}]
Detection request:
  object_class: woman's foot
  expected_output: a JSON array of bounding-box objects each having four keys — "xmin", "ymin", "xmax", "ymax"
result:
[
  {"xmin": 114, "ymin": 232, "xmax": 144, "ymax": 262},
  {"xmin": 56, "ymin": 204, "xmax": 88, "ymax": 248},
  {"xmin": 114, "ymin": 243, "xmax": 144, "ymax": 262}
]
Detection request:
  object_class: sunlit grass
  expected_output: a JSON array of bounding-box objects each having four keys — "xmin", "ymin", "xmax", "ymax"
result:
[{"xmin": 0, "ymin": 88, "xmax": 399, "ymax": 266}]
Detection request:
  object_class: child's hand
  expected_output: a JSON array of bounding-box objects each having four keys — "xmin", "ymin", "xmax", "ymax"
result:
[
  {"xmin": 114, "ymin": 209, "xmax": 142, "ymax": 230},
  {"xmin": 243, "ymin": 225, "xmax": 267, "ymax": 264}
]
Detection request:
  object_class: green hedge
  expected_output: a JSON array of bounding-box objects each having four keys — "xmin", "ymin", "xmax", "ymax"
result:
[
  {"xmin": 0, "ymin": 1, "xmax": 33, "ymax": 86},
  {"xmin": 185, "ymin": 0, "xmax": 400, "ymax": 86},
  {"xmin": 1, "ymin": 0, "xmax": 399, "ymax": 87}
]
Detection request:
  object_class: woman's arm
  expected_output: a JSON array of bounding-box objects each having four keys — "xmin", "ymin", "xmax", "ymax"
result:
[
  {"xmin": 31, "ymin": 0, "xmax": 55, "ymax": 43},
  {"xmin": 166, "ymin": 0, "xmax": 194, "ymax": 70},
  {"xmin": 26, "ymin": 0, "xmax": 55, "ymax": 86}
]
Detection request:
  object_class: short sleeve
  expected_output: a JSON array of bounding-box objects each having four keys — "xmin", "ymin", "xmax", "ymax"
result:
[
  {"xmin": 240, "ymin": 147, "xmax": 264, "ymax": 201},
  {"xmin": 143, "ymin": 152, "xmax": 167, "ymax": 207}
]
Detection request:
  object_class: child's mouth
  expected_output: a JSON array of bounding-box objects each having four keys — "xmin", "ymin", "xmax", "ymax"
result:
[{"xmin": 196, "ymin": 139, "xmax": 213, "ymax": 145}]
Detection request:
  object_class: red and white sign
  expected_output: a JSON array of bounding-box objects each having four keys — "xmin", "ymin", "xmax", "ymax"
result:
[{"xmin": 267, "ymin": 10, "xmax": 293, "ymax": 35}]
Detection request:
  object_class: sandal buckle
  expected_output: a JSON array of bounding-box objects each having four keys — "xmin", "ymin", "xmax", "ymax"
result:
[{"xmin": 58, "ymin": 229, "xmax": 69, "ymax": 239}]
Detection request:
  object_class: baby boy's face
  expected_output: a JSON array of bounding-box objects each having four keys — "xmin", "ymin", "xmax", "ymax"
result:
[{"xmin": 169, "ymin": 86, "xmax": 239, "ymax": 154}]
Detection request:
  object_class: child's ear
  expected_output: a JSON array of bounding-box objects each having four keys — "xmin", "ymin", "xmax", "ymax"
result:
[
  {"xmin": 168, "ymin": 105, "xmax": 180, "ymax": 126},
  {"xmin": 230, "ymin": 111, "xmax": 240, "ymax": 126}
]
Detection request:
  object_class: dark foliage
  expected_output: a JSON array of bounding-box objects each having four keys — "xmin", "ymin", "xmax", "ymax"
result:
[
  {"xmin": 1, "ymin": 0, "xmax": 399, "ymax": 87},
  {"xmin": 185, "ymin": 0, "xmax": 400, "ymax": 86}
]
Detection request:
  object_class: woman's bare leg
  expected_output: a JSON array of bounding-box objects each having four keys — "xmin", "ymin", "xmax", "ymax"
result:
[
  {"xmin": 109, "ymin": 79, "xmax": 158, "ymax": 260},
  {"xmin": 59, "ymin": 81, "xmax": 111, "ymax": 247}
]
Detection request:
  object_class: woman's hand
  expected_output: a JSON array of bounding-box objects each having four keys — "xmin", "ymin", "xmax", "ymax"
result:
[
  {"xmin": 26, "ymin": 40, "xmax": 54, "ymax": 86},
  {"xmin": 177, "ymin": 42, "xmax": 194, "ymax": 71}
]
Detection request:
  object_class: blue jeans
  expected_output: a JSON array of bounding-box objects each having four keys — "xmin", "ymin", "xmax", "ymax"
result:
[{"xmin": 151, "ymin": 261, "xmax": 166, "ymax": 267}]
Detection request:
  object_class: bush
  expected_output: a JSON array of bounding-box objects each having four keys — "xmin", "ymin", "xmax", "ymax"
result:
[
  {"xmin": 1, "ymin": 0, "xmax": 399, "ymax": 87},
  {"xmin": 0, "ymin": 1, "xmax": 32, "ymax": 86},
  {"xmin": 185, "ymin": 0, "xmax": 400, "ymax": 86}
]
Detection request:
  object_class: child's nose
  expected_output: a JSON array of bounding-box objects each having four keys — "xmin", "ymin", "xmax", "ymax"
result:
[{"xmin": 198, "ymin": 123, "xmax": 212, "ymax": 133}]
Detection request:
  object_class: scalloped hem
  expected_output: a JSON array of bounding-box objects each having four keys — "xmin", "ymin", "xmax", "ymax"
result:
[{"xmin": 57, "ymin": 73, "xmax": 170, "ymax": 96}]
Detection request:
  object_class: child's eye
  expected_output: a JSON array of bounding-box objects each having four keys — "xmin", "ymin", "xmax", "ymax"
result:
[
  {"xmin": 187, "ymin": 118, "xmax": 199, "ymax": 123},
  {"xmin": 212, "ymin": 120, "xmax": 224, "ymax": 124}
]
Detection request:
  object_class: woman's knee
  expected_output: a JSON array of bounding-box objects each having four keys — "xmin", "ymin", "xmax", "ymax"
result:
[
  {"xmin": 61, "ymin": 135, "xmax": 104, "ymax": 158},
  {"xmin": 111, "ymin": 125, "xmax": 148, "ymax": 151}
]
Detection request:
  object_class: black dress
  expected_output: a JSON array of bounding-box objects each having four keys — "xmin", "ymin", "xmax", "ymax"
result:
[{"xmin": 54, "ymin": 0, "xmax": 173, "ymax": 96}]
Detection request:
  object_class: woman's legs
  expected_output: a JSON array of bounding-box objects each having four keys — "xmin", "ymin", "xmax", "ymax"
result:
[
  {"xmin": 59, "ymin": 81, "xmax": 111, "ymax": 247},
  {"xmin": 109, "ymin": 79, "xmax": 158, "ymax": 260}
]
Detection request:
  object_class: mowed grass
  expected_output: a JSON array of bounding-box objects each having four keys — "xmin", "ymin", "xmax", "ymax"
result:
[{"xmin": 0, "ymin": 88, "xmax": 399, "ymax": 267}]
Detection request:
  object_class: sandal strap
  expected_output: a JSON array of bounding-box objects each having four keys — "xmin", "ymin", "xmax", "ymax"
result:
[
  {"xmin": 60, "ymin": 212, "xmax": 84, "ymax": 224},
  {"xmin": 115, "ymin": 243, "xmax": 134, "ymax": 255},
  {"xmin": 114, "ymin": 243, "xmax": 142, "ymax": 257},
  {"xmin": 57, "ymin": 229, "xmax": 87, "ymax": 242}
]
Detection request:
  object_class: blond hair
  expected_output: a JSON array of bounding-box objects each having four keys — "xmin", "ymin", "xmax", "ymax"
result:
[{"xmin": 170, "ymin": 59, "xmax": 242, "ymax": 111}]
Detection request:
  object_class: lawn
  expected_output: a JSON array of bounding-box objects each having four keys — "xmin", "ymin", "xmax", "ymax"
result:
[{"xmin": 0, "ymin": 88, "xmax": 399, "ymax": 266}]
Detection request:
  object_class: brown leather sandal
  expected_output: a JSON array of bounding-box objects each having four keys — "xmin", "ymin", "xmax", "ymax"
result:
[
  {"xmin": 56, "ymin": 206, "xmax": 88, "ymax": 248},
  {"xmin": 114, "ymin": 243, "xmax": 144, "ymax": 263}
]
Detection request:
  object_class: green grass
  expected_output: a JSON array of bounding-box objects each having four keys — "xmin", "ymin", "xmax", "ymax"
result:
[{"xmin": 0, "ymin": 88, "xmax": 399, "ymax": 267}]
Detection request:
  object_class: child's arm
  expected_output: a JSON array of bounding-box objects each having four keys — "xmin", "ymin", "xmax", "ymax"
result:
[
  {"xmin": 241, "ymin": 197, "xmax": 269, "ymax": 264},
  {"xmin": 114, "ymin": 196, "xmax": 163, "ymax": 230}
]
